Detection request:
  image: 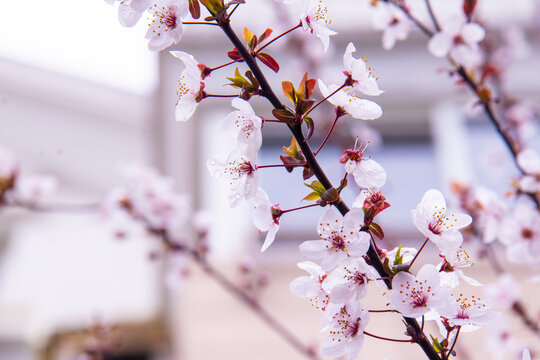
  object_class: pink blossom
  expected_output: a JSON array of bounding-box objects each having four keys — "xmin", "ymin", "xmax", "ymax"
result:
[
  {"xmin": 428, "ymin": 14, "xmax": 485, "ymax": 68},
  {"xmin": 290, "ymin": 261, "xmax": 329, "ymax": 311},
  {"xmin": 318, "ymin": 80, "xmax": 382, "ymax": 120},
  {"xmin": 106, "ymin": 0, "xmax": 151, "ymax": 27},
  {"xmin": 411, "ymin": 189, "xmax": 472, "ymax": 251},
  {"xmin": 387, "ymin": 264, "xmax": 451, "ymax": 318},
  {"xmin": 299, "ymin": 208, "xmax": 370, "ymax": 271},
  {"xmin": 343, "ymin": 43, "xmax": 383, "ymax": 96},
  {"xmin": 146, "ymin": 0, "xmax": 188, "ymax": 51},
  {"xmin": 221, "ymin": 98, "xmax": 263, "ymax": 159},
  {"xmin": 251, "ymin": 188, "xmax": 281, "ymax": 252},
  {"xmin": 439, "ymin": 294, "xmax": 499, "ymax": 327},
  {"xmin": 207, "ymin": 151, "xmax": 258, "ymax": 208},
  {"xmin": 13, "ymin": 174, "xmax": 57, "ymax": 205},
  {"xmin": 485, "ymin": 274, "xmax": 521, "ymax": 309},
  {"xmin": 300, "ymin": 0, "xmax": 337, "ymax": 52},
  {"xmin": 372, "ymin": 3, "xmax": 412, "ymax": 50},
  {"xmin": 439, "ymin": 247, "xmax": 482, "ymax": 288},
  {"xmin": 170, "ymin": 51, "xmax": 205, "ymax": 122},
  {"xmin": 324, "ymin": 257, "xmax": 379, "ymax": 303},
  {"xmin": 321, "ymin": 302, "xmax": 369, "ymax": 359}
]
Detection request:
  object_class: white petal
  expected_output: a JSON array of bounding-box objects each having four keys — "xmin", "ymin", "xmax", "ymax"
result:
[
  {"xmin": 428, "ymin": 33, "xmax": 452, "ymax": 57},
  {"xmin": 290, "ymin": 277, "xmax": 320, "ymax": 298},
  {"xmin": 299, "ymin": 240, "xmax": 328, "ymax": 259},
  {"xmin": 353, "ymin": 159, "xmax": 386, "ymax": 188},
  {"xmin": 462, "ymin": 23, "xmax": 485, "ymax": 45}
]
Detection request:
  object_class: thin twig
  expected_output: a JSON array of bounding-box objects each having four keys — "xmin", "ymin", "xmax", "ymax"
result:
[
  {"xmin": 444, "ymin": 326, "xmax": 460, "ymax": 360},
  {"xmin": 256, "ymin": 23, "xmax": 302, "ymax": 54}
]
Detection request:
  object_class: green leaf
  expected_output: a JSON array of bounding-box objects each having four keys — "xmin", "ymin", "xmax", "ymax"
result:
[
  {"xmin": 305, "ymin": 180, "xmax": 326, "ymax": 196},
  {"xmin": 282, "ymin": 137, "xmax": 303, "ymax": 159},
  {"xmin": 369, "ymin": 222, "xmax": 385, "ymax": 240},
  {"xmin": 430, "ymin": 335, "xmax": 443, "ymax": 354},
  {"xmin": 226, "ymin": 67, "xmax": 249, "ymax": 88},
  {"xmin": 303, "ymin": 192, "xmax": 321, "ymax": 201},
  {"xmin": 200, "ymin": 0, "xmax": 224, "ymax": 16}
]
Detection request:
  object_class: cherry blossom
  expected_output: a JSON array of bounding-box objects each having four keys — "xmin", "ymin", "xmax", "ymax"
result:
[
  {"xmin": 12, "ymin": 175, "xmax": 57, "ymax": 205},
  {"xmin": 170, "ymin": 51, "xmax": 205, "ymax": 122},
  {"xmin": 221, "ymin": 98, "xmax": 263, "ymax": 159},
  {"xmin": 318, "ymin": 80, "xmax": 382, "ymax": 120},
  {"xmin": 324, "ymin": 257, "xmax": 379, "ymax": 303},
  {"xmin": 321, "ymin": 302, "xmax": 369, "ymax": 359},
  {"xmin": 439, "ymin": 247, "xmax": 482, "ymax": 288},
  {"xmin": 106, "ymin": 0, "xmax": 151, "ymax": 27},
  {"xmin": 516, "ymin": 148, "xmax": 540, "ymax": 194},
  {"xmin": 387, "ymin": 264, "xmax": 451, "ymax": 318},
  {"xmin": 299, "ymin": 208, "xmax": 370, "ymax": 271},
  {"xmin": 340, "ymin": 146, "xmax": 386, "ymax": 189},
  {"xmin": 342, "ymin": 43, "xmax": 383, "ymax": 96},
  {"xmin": 251, "ymin": 188, "xmax": 282, "ymax": 252},
  {"xmin": 428, "ymin": 14, "xmax": 485, "ymax": 68},
  {"xmin": 472, "ymin": 186, "xmax": 507, "ymax": 244},
  {"xmin": 499, "ymin": 197, "xmax": 540, "ymax": 267},
  {"xmin": 207, "ymin": 151, "xmax": 258, "ymax": 207},
  {"xmin": 411, "ymin": 189, "xmax": 472, "ymax": 252},
  {"xmin": 146, "ymin": 0, "xmax": 188, "ymax": 51},
  {"xmin": 112, "ymin": 164, "xmax": 191, "ymax": 239},
  {"xmin": 290, "ymin": 261, "xmax": 329, "ymax": 311},
  {"xmin": 372, "ymin": 3, "xmax": 412, "ymax": 50},
  {"xmin": 300, "ymin": 0, "xmax": 337, "ymax": 52},
  {"xmin": 485, "ymin": 274, "xmax": 521, "ymax": 309},
  {"xmin": 506, "ymin": 101, "xmax": 538, "ymax": 143},
  {"xmin": 439, "ymin": 294, "xmax": 498, "ymax": 327}
]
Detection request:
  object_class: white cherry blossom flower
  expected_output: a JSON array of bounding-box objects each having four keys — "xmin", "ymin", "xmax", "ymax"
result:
[
  {"xmin": 522, "ymin": 349, "xmax": 532, "ymax": 360},
  {"xmin": 387, "ymin": 264, "xmax": 451, "ymax": 318},
  {"xmin": 428, "ymin": 14, "xmax": 485, "ymax": 68},
  {"xmin": 499, "ymin": 197, "xmax": 540, "ymax": 266},
  {"xmin": 299, "ymin": 208, "xmax": 370, "ymax": 271},
  {"xmin": 170, "ymin": 51, "xmax": 205, "ymax": 122},
  {"xmin": 207, "ymin": 151, "xmax": 258, "ymax": 207},
  {"xmin": 318, "ymin": 80, "xmax": 382, "ymax": 120},
  {"xmin": 473, "ymin": 186, "xmax": 507, "ymax": 244},
  {"xmin": 342, "ymin": 43, "xmax": 383, "ymax": 96},
  {"xmin": 411, "ymin": 189, "xmax": 472, "ymax": 251},
  {"xmin": 324, "ymin": 257, "xmax": 379, "ymax": 303},
  {"xmin": 321, "ymin": 302, "xmax": 369, "ymax": 359},
  {"xmin": 517, "ymin": 148, "xmax": 540, "ymax": 194},
  {"xmin": 146, "ymin": 0, "xmax": 188, "ymax": 51},
  {"xmin": 339, "ymin": 146, "xmax": 386, "ymax": 188},
  {"xmin": 439, "ymin": 294, "xmax": 499, "ymax": 327},
  {"xmin": 222, "ymin": 98, "xmax": 263, "ymax": 159},
  {"xmin": 439, "ymin": 247, "xmax": 482, "ymax": 288},
  {"xmin": 372, "ymin": 3, "xmax": 412, "ymax": 50},
  {"xmin": 290, "ymin": 261, "xmax": 329, "ymax": 311},
  {"xmin": 300, "ymin": 0, "xmax": 337, "ymax": 52},
  {"xmin": 106, "ymin": 0, "xmax": 151, "ymax": 27},
  {"xmin": 252, "ymin": 188, "xmax": 282, "ymax": 252}
]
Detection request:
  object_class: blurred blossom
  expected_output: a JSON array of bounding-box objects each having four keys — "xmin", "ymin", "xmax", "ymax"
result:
[
  {"xmin": 372, "ymin": 2, "xmax": 412, "ymax": 50},
  {"xmin": 12, "ymin": 174, "xmax": 57, "ymax": 204},
  {"xmin": 506, "ymin": 101, "xmax": 538, "ymax": 143},
  {"xmin": 350, "ymin": 123, "xmax": 383, "ymax": 151},
  {"xmin": 484, "ymin": 318, "xmax": 518, "ymax": 360},
  {"xmin": 485, "ymin": 274, "xmax": 521, "ymax": 309},
  {"xmin": 0, "ymin": 147, "xmax": 18, "ymax": 180}
]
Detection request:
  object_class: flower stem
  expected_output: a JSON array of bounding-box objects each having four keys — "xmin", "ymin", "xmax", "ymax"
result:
[
  {"xmin": 305, "ymin": 84, "xmax": 346, "ymax": 117},
  {"xmin": 256, "ymin": 23, "xmax": 302, "ymax": 54},
  {"xmin": 282, "ymin": 203, "xmax": 320, "ymax": 214},
  {"xmin": 159, "ymin": 233, "xmax": 320, "ymax": 360},
  {"xmin": 364, "ymin": 330, "xmax": 412, "ymax": 343},
  {"xmin": 204, "ymin": 93, "xmax": 238, "ymax": 98},
  {"xmin": 182, "ymin": 21, "xmax": 219, "ymax": 26},
  {"xmin": 257, "ymin": 163, "xmax": 306, "ymax": 169},
  {"xmin": 314, "ymin": 113, "xmax": 341, "ymax": 156},
  {"xmin": 368, "ymin": 309, "xmax": 396, "ymax": 313},
  {"xmin": 384, "ymin": 0, "xmax": 434, "ymax": 37},
  {"xmin": 424, "ymin": 0, "xmax": 440, "ymax": 32},
  {"xmin": 227, "ymin": 4, "xmax": 240, "ymax": 21},
  {"xmin": 209, "ymin": 60, "xmax": 238, "ymax": 72},
  {"xmin": 408, "ymin": 238, "xmax": 429, "ymax": 270},
  {"xmin": 444, "ymin": 326, "xmax": 461, "ymax": 360}
]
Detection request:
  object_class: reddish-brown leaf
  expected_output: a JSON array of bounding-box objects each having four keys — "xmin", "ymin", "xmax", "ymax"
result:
[
  {"xmin": 188, "ymin": 0, "xmax": 201, "ymax": 19},
  {"xmin": 257, "ymin": 52, "xmax": 280, "ymax": 73}
]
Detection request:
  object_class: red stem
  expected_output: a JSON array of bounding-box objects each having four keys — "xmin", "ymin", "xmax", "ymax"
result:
[
  {"xmin": 210, "ymin": 60, "xmax": 238, "ymax": 72},
  {"xmin": 314, "ymin": 113, "xmax": 341, "ymax": 156},
  {"xmin": 408, "ymin": 238, "xmax": 429, "ymax": 270},
  {"xmin": 256, "ymin": 23, "xmax": 302, "ymax": 54},
  {"xmin": 305, "ymin": 84, "xmax": 346, "ymax": 116},
  {"xmin": 281, "ymin": 203, "xmax": 320, "ymax": 214},
  {"xmin": 364, "ymin": 330, "xmax": 412, "ymax": 343}
]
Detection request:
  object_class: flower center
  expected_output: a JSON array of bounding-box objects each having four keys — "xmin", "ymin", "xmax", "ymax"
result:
[
  {"xmin": 521, "ymin": 227, "xmax": 534, "ymax": 240},
  {"xmin": 149, "ymin": 4, "xmax": 178, "ymax": 33},
  {"xmin": 331, "ymin": 235, "xmax": 346, "ymax": 250}
]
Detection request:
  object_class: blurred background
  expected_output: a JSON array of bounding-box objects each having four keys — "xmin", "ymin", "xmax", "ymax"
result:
[{"xmin": 0, "ymin": 0, "xmax": 539, "ymax": 359}]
